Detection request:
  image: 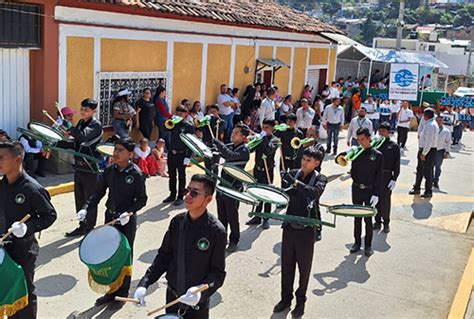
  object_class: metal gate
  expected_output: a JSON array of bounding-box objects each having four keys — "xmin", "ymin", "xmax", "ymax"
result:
[{"xmin": 0, "ymin": 49, "xmax": 30, "ymax": 138}]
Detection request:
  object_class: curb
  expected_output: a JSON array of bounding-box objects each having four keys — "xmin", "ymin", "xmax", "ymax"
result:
[
  {"xmin": 448, "ymin": 248, "xmax": 474, "ymax": 319},
  {"xmin": 45, "ymin": 182, "xmax": 75, "ymax": 196}
]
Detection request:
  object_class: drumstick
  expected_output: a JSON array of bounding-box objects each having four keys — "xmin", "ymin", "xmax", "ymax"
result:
[
  {"xmin": 42, "ymin": 110, "xmax": 68, "ymax": 134},
  {"xmin": 215, "ymin": 119, "xmax": 220, "ymax": 140},
  {"xmin": 207, "ymin": 122, "xmax": 215, "ymax": 140},
  {"xmin": 262, "ymin": 155, "xmax": 271, "ymax": 185},
  {"xmin": 0, "ymin": 214, "xmax": 31, "ymax": 243},
  {"xmin": 94, "ymin": 212, "xmax": 134, "ymax": 230},
  {"xmin": 280, "ymin": 147, "xmax": 286, "ymax": 172},
  {"xmin": 115, "ymin": 296, "xmax": 140, "ymax": 304},
  {"xmin": 147, "ymin": 284, "xmax": 210, "ymax": 316},
  {"xmin": 55, "ymin": 101, "xmax": 65, "ymax": 120}
]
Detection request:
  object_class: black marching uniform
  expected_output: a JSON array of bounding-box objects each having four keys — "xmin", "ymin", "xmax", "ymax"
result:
[
  {"xmin": 375, "ymin": 138, "xmax": 400, "ymax": 227},
  {"xmin": 213, "ymin": 140, "xmax": 249, "ymax": 244},
  {"xmin": 138, "ymin": 211, "xmax": 226, "ymax": 319},
  {"xmin": 167, "ymin": 121, "xmax": 194, "ymax": 200},
  {"xmin": 199, "ymin": 116, "xmax": 225, "ymax": 175},
  {"xmin": 0, "ymin": 172, "xmax": 57, "ymax": 318},
  {"xmin": 68, "ymin": 117, "xmax": 103, "ymax": 231},
  {"xmin": 350, "ymin": 147, "xmax": 383, "ymax": 249},
  {"xmin": 280, "ymin": 169, "xmax": 327, "ymax": 308},
  {"xmin": 275, "ymin": 128, "xmax": 303, "ymax": 175},
  {"xmin": 83, "ymin": 162, "xmax": 147, "ymax": 297}
]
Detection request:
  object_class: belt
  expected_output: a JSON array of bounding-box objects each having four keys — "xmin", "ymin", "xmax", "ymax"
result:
[
  {"xmin": 284, "ymin": 156, "xmax": 294, "ymax": 160},
  {"xmin": 353, "ymin": 182, "xmax": 373, "ymax": 190},
  {"xmin": 328, "ymin": 122, "xmax": 341, "ymax": 125},
  {"xmin": 171, "ymin": 149, "xmax": 186, "ymax": 154}
]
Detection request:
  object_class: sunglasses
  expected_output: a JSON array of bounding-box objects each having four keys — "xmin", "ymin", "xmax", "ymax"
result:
[{"xmin": 183, "ymin": 187, "xmax": 205, "ymax": 198}]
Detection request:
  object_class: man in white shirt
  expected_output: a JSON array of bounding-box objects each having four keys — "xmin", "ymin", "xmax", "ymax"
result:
[
  {"xmin": 19, "ymin": 128, "xmax": 46, "ymax": 177},
  {"xmin": 433, "ymin": 116, "xmax": 451, "ymax": 189},
  {"xmin": 440, "ymin": 105, "xmax": 457, "ymax": 134},
  {"xmin": 389, "ymin": 100, "xmax": 400, "ymax": 133},
  {"xmin": 347, "ymin": 107, "xmax": 373, "ymax": 146},
  {"xmin": 259, "ymin": 87, "xmax": 276, "ymax": 128},
  {"xmin": 328, "ymin": 81, "xmax": 340, "ymax": 100},
  {"xmin": 322, "ymin": 97, "xmax": 344, "ymax": 155},
  {"xmin": 217, "ymin": 83, "xmax": 236, "ymax": 142},
  {"xmin": 409, "ymin": 108, "xmax": 438, "ymax": 198},
  {"xmin": 396, "ymin": 101, "xmax": 414, "ymax": 149},
  {"xmin": 296, "ymin": 98, "xmax": 315, "ymax": 135},
  {"xmin": 362, "ymin": 94, "xmax": 379, "ymax": 131}
]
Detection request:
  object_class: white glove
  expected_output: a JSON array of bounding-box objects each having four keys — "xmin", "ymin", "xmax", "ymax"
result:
[
  {"xmin": 369, "ymin": 195, "xmax": 379, "ymax": 208},
  {"xmin": 118, "ymin": 212, "xmax": 131, "ymax": 226},
  {"xmin": 183, "ymin": 158, "xmax": 191, "ymax": 166},
  {"xmin": 133, "ymin": 287, "xmax": 147, "ymax": 306},
  {"xmin": 178, "ymin": 286, "xmax": 201, "ymax": 307},
  {"xmin": 11, "ymin": 222, "xmax": 27, "ymax": 238},
  {"xmin": 387, "ymin": 180, "xmax": 396, "ymax": 191},
  {"xmin": 259, "ymin": 131, "xmax": 267, "ymax": 137},
  {"xmin": 76, "ymin": 209, "xmax": 87, "ymax": 222}
]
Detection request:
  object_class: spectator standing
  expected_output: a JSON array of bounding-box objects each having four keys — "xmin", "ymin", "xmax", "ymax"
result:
[
  {"xmin": 259, "ymin": 87, "xmax": 276, "ymax": 128},
  {"xmin": 433, "ymin": 116, "xmax": 451, "ymax": 189},
  {"xmin": 231, "ymin": 88, "xmax": 242, "ymax": 125},
  {"xmin": 322, "ymin": 97, "xmax": 344, "ymax": 155},
  {"xmin": 389, "ymin": 100, "xmax": 400, "ymax": 133},
  {"xmin": 135, "ymin": 88, "xmax": 156, "ymax": 139},
  {"xmin": 296, "ymin": 98, "xmax": 315, "ymax": 136},
  {"xmin": 380, "ymin": 99, "xmax": 391, "ymax": 124},
  {"xmin": 396, "ymin": 101, "xmax": 414, "ymax": 150},
  {"xmin": 279, "ymin": 95, "xmax": 293, "ymax": 123},
  {"xmin": 154, "ymin": 86, "xmax": 172, "ymax": 151},
  {"xmin": 217, "ymin": 83, "xmax": 236, "ymax": 142},
  {"xmin": 301, "ymin": 85, "xmax": 313, "ymax": 100},
  {"xmin": 328, "ymin": 81, "xmax": 340, "ymax": 100},
  {"xmin": 351, "ymin": 89, "xmax": 362, "ymax": 114},
  {"xmin": 363, "ymin": 94, "xmax": 379, "ymax": 131},
  {"xmin": 311, "ymin": 96, "xmax": 323, "ymax": 129},
  {"xmin": 112, "ymin": 88, "xmax": 136, "ymax": 138},
  {"xmin": 347, "ymin": 108, "xmax": 373, "ymax": 147}
]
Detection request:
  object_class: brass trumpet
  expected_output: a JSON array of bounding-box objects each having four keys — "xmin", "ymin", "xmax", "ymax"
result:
[
  {"xmin": 246, "ymin": 134, "xmax": 264, "ymax": 152},
  {"xmin": 193, "ymin": 115, "xmax": 211, "ymax": 128},
  {"xmin": 335, "ymin": 136, "xmax": 386, "ymax": 167},
  {"xmin": 290, "ymin": 137, "xmax": 315, "ymax": 149},
  {"xmin": 165, "ymin": 115, "xmax": 183, "ymax": 129}
]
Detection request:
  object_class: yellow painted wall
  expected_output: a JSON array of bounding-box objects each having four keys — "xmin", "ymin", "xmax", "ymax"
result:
[
  {"xmin": 66, "ymin": 37, "xmax": 94, "ymax": 115},
  {"xmin": 259, "ymin": 46, "xmax": 273, "ymax": 59},
  {"xmin": 291, "ymin": 48, "xmax": 307, "ymax": 97},
  {"xmin": 205, "ymin": 44, "xmax": 231, "ymax": 106},
  {"xmin": 233, "ymin": 45, "xmax": 255, "ymax": 94},
  {"xmin": 309, "ymin": 48, "xmax": 329, "ymax": 65},
  {"xmin": 274, "ymin": 47, "xmax": 291, "ymax": 96},
  {"xmin": 101, "ymin": 39, "xmax": 167, "ymax": 72},
  {"xmin": 172, "ymin": 42, "xmax": 203, "ymax": 110},
  {"xmin": 327, "ymin": 48, "xmax": 337, "ymax": 83}
]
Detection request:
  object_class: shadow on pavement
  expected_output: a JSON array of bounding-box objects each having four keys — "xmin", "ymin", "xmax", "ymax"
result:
[
  {"xmin": 312, "ymin": 253, "xmax": 370, "ymax": 296},
  {"xmin": 137, "ymin": 203, "xmax": 175, "ymax": 226},
  {"xmin": 411, "ymin": 199, "xmax": 433, "ymax": 219},
  {"xmin": 209, "ymin": 291, "xmax": 222, "ymax": 309},
  {"xmin": 36, "ymin": 273, "xmax": 78, "ymax": 297},
  {"xmin": 259, "ymin": 242, "xmax": 282, "ymax": 278},
  {"xmin": 269, "ymin": 308, "xmax": 290, "ymax": 319},
  {"xmin": 372, "ymin": 231, "xmax": 391, "ymax": 253},
  {"xmin": 237, "ymin": 225, "xmax": 264, "ymax": 252},
  {"xmin": 138, "ymin": 249, "xmax": 158, "ymax": 264},
  {"xmin": 36, "ymin": 237, "xmax": 81, "ymax": 267}
]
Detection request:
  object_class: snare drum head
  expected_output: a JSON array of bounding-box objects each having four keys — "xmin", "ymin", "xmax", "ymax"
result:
[
  {"xmin": 0, "ymin": 248, "xmax": 4, "ymax": 265},
  {"xmin": 222, "ymin": 164, "xmax": 255, "ymax": 184},
  {"xmin": 96, "ymin": 144, "xmax": 115, "ymax": 157},
  {"xmin": 30, "ymin": 122, "xmax": 63, "ymax": 142},
  {"xmin": 156, "ymin": 314, "xmax": 183, "ymax": 319},
  {"xmin": 180, "ymin": 133, "xmax": 213, "ymax": 158},
  {"xmin": 246, "ymin": 185, "xmax": 289, "ymax": 206},
  {"xmin": 216, "ymin": 185, "xmax": 258, "ymax": 205},
  {"xmin": 328, "ymin": 204, "xmax": 376, "ymax": 217},
  {"xmin": 80, "ymin": 226, "xmax": 121, "ymax": 265}
]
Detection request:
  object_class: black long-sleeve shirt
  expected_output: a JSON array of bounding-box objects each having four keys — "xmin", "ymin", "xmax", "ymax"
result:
[
  {"xmin": 83, "ymin": 163, "xmax": 147, "ymax": 215},
  {"xmin": 199, "ymin": 117, "xmax": 225, "ymax": 147},
  {"xmin": 275, "ymin": 128, "xmax": 303, "ymax": 159},
  {"xmin": 214, "ymin": 141, "xmax": 249, "ymax": 187},
  {"xmin": 377, "ymin": 138, "xmax": 400, "ymax": 181},
  {"xmin": 138, "ymin": 211, "xmax": 226, "ymax": 301},
  {"xmin": 68, "ymin": 117, "xmax": 103, "ymax": 170},
  {"xmin": 168, "ymin": 121, "xmax": 194, "ymax": 157},
  {"xmin": 350, "ymin": 147, "xmax": 383, "ymax": 196},
  {"xmin": 0, "ymin": 172, "xmax": 57, "ymax": 239},
  {"xmin": 254, "ymin": 134, "xmax": 279, "ymax": 169}
]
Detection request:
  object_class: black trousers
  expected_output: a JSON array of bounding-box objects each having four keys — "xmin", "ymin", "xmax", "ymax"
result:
[
  {"xmin": 281, "ymin": 226, "xmax": 315, "ymax": 304},
  {"xmin": 375, "ymin": 173, "xmax": 392, "ymax": 226},
  {"xmin": 168, "ymin": 152, "xmax": 186, "ymax": 199},
  {"xmin": 104, "ymin": 210, "xmax": 136, "ymax": 296},
  {"xmin": 352, "ymin": 187, "xmax": 373, "ymax": 247},
  {"xmin": 397, "ymin": 126, "xmax": 409, "ymax": 148},
  {"xmin": 216, "ymin": 193, "xmax": 240, "ymax": 243},
  {"xmin": 24, "ymin": 153, "xmax": 46, "ymax": 175},
  {"xmin": 165, "ymin": 288, "xmax": 210, "ymax": 319},
  {"xmin": 6, "ymin": 237, "xmax": 38, "ymax": 319},
  {"xmin": 414, "ymin": 148, "xmax": 436, "ymax": 193},
  {"xmin": 74, "ymin": 171, "xmax": 99, "ymax": 230},
  {"xmin": 252, "ymin": 168, "xmax": 274, "ymax": 222},
  {"xmin": 139, "ymin": 122, "xmax": 154, "ymax": 140}
]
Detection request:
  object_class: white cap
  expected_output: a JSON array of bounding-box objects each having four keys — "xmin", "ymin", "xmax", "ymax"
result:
[{"xmin": 117, "ymin": 88, "xmax": 130, "ymax": 97}]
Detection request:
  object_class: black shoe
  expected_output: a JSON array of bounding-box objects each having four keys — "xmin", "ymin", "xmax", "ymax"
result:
[
  {"xmin": 408, "ymin": 188, "xmax": 421, "ymax": 195},
  {"xmin": 364, "ymin": 247, "xmax": 374, "ymax": 257},
  {"xmin": 433, "ymin": 182, "xmax": 439, "ymax": 189},
  {"xmin": 273, "ymin": 300, "xmax": 291, "ymax": 313},
  {"xmin": 325, "ymin": 149, "xmax": 331, "ymax": 154},
  {"xmin": 373, "ymin": 222, "xmax": 382, "ymax": 230},
  {"xmin": 291, "ymin": 303, "xmax": 305, "ymax": 317},
  {"xmin": 163, "ymin": 195, "xmax": 175, "ymax": 203},
  {"xmin": 226, "ymin": 242, "xmax": 238, "ymax": 253},
  {"xmin": 314, "ymin": 230, "xmax": 322, "ymax": 242},
  {"xmin": 383, "ymin": 224, "xmax": 390, "ymax": 233},
  {"xmin": 421, "ymin": 192, "xmax": 432, "ymax": 198},
  {"xmin": 246, "ymin": 216, "xmax": 261, "ymax": 225},
  {"xmin": 261, "ymin": 219, "xmax": 270, "ymax": 229},
  {"xmin": 333, "ymin": 151, "xmax": 337, "ymax": 156},
  {"xmin": 173, "ymin": 198, "xmax": 184, "ymax": 206},
  {"xmin": 95, "ymin": 294, "xmax": 115, "ymax": 306},
  {"xmin": 349, "ymin": 244, "xmax": 361, "ymax": 254},
  {"xmin": 65, "ymin": 226, "xmax": 88, "ymax": 238}
]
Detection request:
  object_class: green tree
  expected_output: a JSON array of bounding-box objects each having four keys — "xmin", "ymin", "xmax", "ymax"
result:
[
  {"xmin": 321, "ymin": 0, "xmax": 341, "ymax": 15},
  {"xmin": 361, "ymin": 12, "xmax": 378, "ymax": 45},
  {"xmin": 453, "ymin": 8, "xmax": 472, "ymax": 27},
  {"xmin": 440, "ymin": 13, "xmax": 453, "ymax": 25}
]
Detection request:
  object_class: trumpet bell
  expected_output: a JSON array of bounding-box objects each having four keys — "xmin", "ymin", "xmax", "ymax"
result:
[
  {"xmin": 335, "ymin": 152, "xmax": 348, "ymax": 167},
  {"xmin": 290, "ymin": 137, "xmax": 301, "ymax": 149},
  {"xmin": 164, "ymin": 120, "xmax": 175, "ymax": 130}
]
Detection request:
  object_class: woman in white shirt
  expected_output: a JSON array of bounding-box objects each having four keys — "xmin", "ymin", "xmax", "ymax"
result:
[{"xmin": 279, "ymin": 95, "xmax": 293, "ymax": 123}]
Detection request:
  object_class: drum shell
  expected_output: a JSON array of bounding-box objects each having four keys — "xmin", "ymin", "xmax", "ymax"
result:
[{"xmin": 0, "ymin": 248, "xmax": 29, "ymax": 316}]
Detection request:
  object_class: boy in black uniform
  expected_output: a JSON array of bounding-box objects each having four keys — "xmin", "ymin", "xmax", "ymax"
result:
[
  {"xmin": 213, "ymin": 124, "xmax": 250, "ymax": 252},
  {"xmin": 246, "ymin": 119, "xmax": 280, "ymax": 230},
  {"xmin": 275, "ymin": 113, "xmax": 303, "ymax": 175},
  {"xmin": 76, "ymin": 138, "xmax": 147, "ymax": 306},
  {"xmin": 349, "ymin": 128, "xmax": 383, "ymax": 257},
  {"xmin": 198, "ymin": 105, "xmax": 225, "ymax": 175},
  {"xmin": 65, "ymin": 98, "xmax": 103, "ymax": 237},
  {"xmin": 163, "ymin": 106, "xmax": 194, "ymax": 206},
  {"xmin": 0, "ymin": 141, "xmax": 57, "ymax": 318},
  {"xmin": 133, "ymin": 174, "xmax": 226, "ymax": 319},
  {"xmin": 373, "ymin": 122, "xmax": 400, "ymax": 233},
  {"xmin": 274, "ymin": 146, "xmax": 327, "ymax": 318}
]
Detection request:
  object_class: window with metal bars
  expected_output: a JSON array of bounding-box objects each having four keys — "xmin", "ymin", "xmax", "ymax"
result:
[{"xmin": 0, "ymin": 3, "xmax": 41, "ymax": 48}]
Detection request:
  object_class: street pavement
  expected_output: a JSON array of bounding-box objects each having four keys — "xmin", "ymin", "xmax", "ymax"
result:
[{"xmin": 32, "ymin": 131, "xmax": 473, "ymax": 319}]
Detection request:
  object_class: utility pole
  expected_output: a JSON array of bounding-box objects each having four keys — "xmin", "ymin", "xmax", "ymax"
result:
[
  {"xmin": 396, "ymin": 0, "xmax": 405, "ymax": 51},
  {"xmin": 466, "ymin": 45, "xmax": 472, "ymax": 86}
]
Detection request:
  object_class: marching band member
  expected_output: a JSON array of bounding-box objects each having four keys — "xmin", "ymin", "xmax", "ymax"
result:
[
  {"xmin": 274, "ymin": 147, "xmax": 327, "ymax": 318},
  {"xmin": 199, "ymin": 104, "xmax": 225, "ymax": 175},
  {"xmin": 134, "ymin": 174, "xmax": 226, "ymax": 319},
  {"xmin": 65, "ymin": 99, "xmax": 103, "ymax": 237},
  {"xmin": 163, "ymin": 106, "xmax": 194, "ymax": 206},
  {"xmin": 246, "ymin": 119, "xmax": 280, "ymax": 230},
  {"xmin": 346, "ymin": 107, "xmax": 373, "ymax": 147},
  {"xmin": 275, "ymin": 113, "xmax": 303, "ymax": 174},
  {"xmin": 349, "ymin": 128, "xmax": 383, "ymax": 257},
  {"xmin": 213, "ymin": 124, "xmax": 250, "ymax": 252},
  {"xmin": 0, "ymin": 140, "xmax": 57, "ymax": 318},
  {"xmin": 373, "ymin": 122, "xmax": 400, "ymax": 233},
  {"xmin": 77, "ymin": 138, "xmax": 147, "ymax": 306}
]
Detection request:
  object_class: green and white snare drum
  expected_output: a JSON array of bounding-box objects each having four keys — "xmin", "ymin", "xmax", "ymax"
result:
[
  {"xmin": 246, "ymin": 184, "xmax": 289, "ymax": 207},
  {"xmin": 180, "ymin": 133, "xmax": 213, "ymax": 159},
  {"xmin": 327, "ymin": 204, "xmax": 377, "ymax": 218},
  {"xmin": 79, "ymin": 225, "xmax": 132, "ymax": 294},
  {"xmin": 28, "ymin": 122, "xmax": 64, "ymax": 144},
  {"xmin": 221, "ymin": 163, "xmax": 256, "ymax": 184},
  {"xmin": 156, "ymin": 314, "xmax": 183, "ymax": 319},
  {"xmin": 0, "ymin": 247, "xmax": 29, "ymax": 317},
  {"xmin": 216, "ymin": 185, "xmax": 259, "ymax": 206},
  {"xmin": 96, "ymin": 144, "xmax": 115, "ymax": 157}
]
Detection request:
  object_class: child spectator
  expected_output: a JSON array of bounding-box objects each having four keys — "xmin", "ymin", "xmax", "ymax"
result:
[
  {"xmin": 152, "ymin": 138, "xmax": 168, "ymax": 177},
  {"xmin": 134, "ymin": 138, "xmax": 159, "ymax": 176}
]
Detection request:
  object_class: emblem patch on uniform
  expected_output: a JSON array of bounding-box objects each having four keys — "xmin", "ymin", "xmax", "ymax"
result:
[
  {"xmin": 388, "ymin": 145, "xmax": 393, "ymax": 149},
  {"xmin": 197, "ymin": 238, "xmax": 210, "ymax": 251},
  {"xmin": 15, "ymin": 194, "xmax": 26, "ymax": 204},
  {"xmin": 369, "ymin": 155, "xmax": 376, "ymax": 161},
  {"xmin": 125, "ymin": 175, "xmax": 134, "ymax": 184}
]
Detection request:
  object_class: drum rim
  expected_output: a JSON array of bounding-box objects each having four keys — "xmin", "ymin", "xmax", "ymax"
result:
[
  {"xmin": 216, "ymin": 185, "xmax": 258, "ymax": 205},
  {"xmin": 222, "ymin": 163, "xmax": 256, "ymax": 183},
  {"xmin": 0, "ymin": 247, "xmax": 4, "ymax": 265},
  {"xmin": 96, "ymin": 144, "xmax": 115, "ymax": 156},
  {"xmin": 155, "ymin": 314, "xmax": 183, "ymax": 318},
  {"xmin": 79, "ymin": 225, "xmax": 122, "ymax": 265},
  {"xmin": 180, "ymin": 133, "xmax": 213, "ymax": 158},
  {"xmin": 328, "ymin": 204, "xmax": 377, "ymax": 217},
  {"xmin": 29, "ymin": 121, "xmax": 64, "ymax": 141},
  {"xmin": 246, "ymin": 184, "xmax": 289, "ymax": 204}
]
